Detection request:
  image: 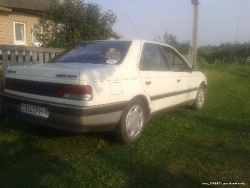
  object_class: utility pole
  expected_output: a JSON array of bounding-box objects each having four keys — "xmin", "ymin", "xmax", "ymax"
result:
[{"xmin": 191, "ymin": 0, "xmax": 199, "ymax": 66}]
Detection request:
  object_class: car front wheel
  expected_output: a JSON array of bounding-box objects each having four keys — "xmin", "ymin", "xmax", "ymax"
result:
[{"xmin": 114, "ymin": 98, "xmax": 146, "ymax": 144}]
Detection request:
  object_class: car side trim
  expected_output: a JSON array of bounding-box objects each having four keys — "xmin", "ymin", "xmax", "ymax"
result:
[
  {"xmin": 150, "ymin": 87, "xmax": 198, "ymax": 101},
  {"xmin": 147, "ymin": 99, "xmax": 194, "ymax": 121}
]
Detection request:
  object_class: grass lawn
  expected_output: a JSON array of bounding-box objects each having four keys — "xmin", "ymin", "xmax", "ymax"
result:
[{"xmin": 0, "ymin": 64, "xmax": 249, "ymax": 188}]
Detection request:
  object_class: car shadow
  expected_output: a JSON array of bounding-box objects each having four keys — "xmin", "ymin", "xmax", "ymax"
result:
[
  {"xmin": 194, "ymin": 115, "xmax": 250, "ymax": 134},
  {"xmin": 0, "ymin": 127, "xmax": 78, "ymax": 187}
]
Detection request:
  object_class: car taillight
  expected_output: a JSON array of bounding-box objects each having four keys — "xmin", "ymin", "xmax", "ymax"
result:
[
  {"xmin": 55, "ymin": 85, "xmax": 92, "ymax": 101},
  {"xmin": 5, "ymin": 78, "xmax": 18, "ymax": 91}
]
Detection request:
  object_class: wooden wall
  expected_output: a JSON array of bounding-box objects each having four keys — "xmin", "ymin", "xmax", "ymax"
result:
[{"xmin": 0, "ymin": 8, "xmax": 40, "ymax": 46}]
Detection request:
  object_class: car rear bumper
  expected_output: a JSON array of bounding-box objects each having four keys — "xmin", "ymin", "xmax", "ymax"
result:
[{"xmin": 0, "ymin": 92, "xmax": 127, "ymax": 132}]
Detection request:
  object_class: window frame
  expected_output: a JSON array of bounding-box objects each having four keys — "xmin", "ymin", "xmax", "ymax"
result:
[
  {"xmin": 32, "ymin": 24, "xmax": 43, "ymax": 47},
  {"xmin": 13, "ymin": 22, "xmax": 26, "ymax": 45},
  {"xmin": 138, "ymin": 43, "xmax": 170, "ymax": 72},
  {"xmin": 160, "ymin": 45, "xmax": 191, "ymax": 72}
]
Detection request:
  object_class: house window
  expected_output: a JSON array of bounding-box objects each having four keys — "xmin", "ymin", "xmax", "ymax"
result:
[
  {"xmin": 14, "ymin": 22, "xmax": 26, "ymax": 45},
  {"xmin": 32, "ymin": 24, "xmax": 42, "ymax": 46}
]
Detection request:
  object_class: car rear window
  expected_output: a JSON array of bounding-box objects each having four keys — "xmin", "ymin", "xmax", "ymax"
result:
[{"xmin": 48, "ymin": 41, "xmax": 132, "ymax": 65}]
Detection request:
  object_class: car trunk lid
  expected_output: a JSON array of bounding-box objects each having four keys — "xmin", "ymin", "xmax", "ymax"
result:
[{"xmin": 6, "ymin": 63, "xmax": 81, "ymax": 81}]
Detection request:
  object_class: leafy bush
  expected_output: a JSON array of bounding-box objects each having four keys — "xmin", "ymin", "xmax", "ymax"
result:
[{"xmin": 198, "ymin": 42, "xmax": 250, "ymax": 65}]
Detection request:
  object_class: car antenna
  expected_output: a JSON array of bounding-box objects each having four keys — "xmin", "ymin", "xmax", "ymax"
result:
[{"xmin": 126, "ymin": 14, "xmax": 142, "ymax": 40}]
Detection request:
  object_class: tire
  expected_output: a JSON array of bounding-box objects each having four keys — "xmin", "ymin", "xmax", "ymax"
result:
[
  {"xmin": 192, "ymin": 84, "xmax": 205, "ymax": 110},
  {"xmin": 114, "ymin": 98, "xmax": 146, "ymax": 144}
]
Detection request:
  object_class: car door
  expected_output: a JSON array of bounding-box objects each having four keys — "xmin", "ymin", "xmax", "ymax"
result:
[
  {"xmin": 161, "ymin": 46, "xmax": 194, "ymax": 105},
  {"xmin": 137, "ymin": 43, "xmax": 176, "ymax": 113}
]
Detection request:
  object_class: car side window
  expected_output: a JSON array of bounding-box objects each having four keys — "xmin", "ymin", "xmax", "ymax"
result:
[
  {"xmin": 162, "ymin": 46, "xmax": 190, "ymax": 72},
  {"xmin": 139, "ymin": 43, "xmax": 169, "ymax": 71}
]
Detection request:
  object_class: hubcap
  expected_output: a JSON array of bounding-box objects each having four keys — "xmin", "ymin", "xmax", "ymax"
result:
[
  {"xmin": 125, "ymin": 105, "xmax": 143, "ymax": 137},
  {"xmin": 197, "ymin": 89, "xmax": 204, "ymax": 107}
]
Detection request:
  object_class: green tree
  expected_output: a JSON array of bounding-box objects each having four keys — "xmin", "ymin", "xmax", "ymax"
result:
[
  {"xmin": 38, "ymin": 0, "xmax": 117, "ymax": 48},
  {"xmin": 161, "ymin": 31, "xmax": 190, "ymax": 54}
]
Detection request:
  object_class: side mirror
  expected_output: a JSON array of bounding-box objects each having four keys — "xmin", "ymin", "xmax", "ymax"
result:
[{"xmin": 192, "ymin": 65, "xmax": 199, "ymax": 71}]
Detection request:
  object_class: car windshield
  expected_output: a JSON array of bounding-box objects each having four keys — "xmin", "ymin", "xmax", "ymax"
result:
[{"xmin": 48, "ymin": 41, "xmax": 132, "ymax": 65}]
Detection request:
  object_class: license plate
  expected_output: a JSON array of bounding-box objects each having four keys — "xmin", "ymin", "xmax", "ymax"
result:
[{"xmin": 21, "ymin": 103, "xmax": 49, "ymax": 118}]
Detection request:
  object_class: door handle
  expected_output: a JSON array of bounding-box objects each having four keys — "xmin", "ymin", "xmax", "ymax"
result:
[
  {"xmin": 177, "ymin": 79, "xmax": 181, "ymax": 82},
  {"xmin": 145, "ymin": 81, "xmax": 151, "ymax": 85}
]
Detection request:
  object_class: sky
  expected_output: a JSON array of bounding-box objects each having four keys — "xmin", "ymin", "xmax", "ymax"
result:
[{"xmin": 88, "ymin": 0, "xmax": 250, "ymax": 46}]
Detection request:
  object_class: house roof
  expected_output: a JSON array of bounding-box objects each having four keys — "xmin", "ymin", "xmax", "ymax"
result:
[
  {"xmin": 110, "ymin": 31, "xmax": 122, "ymax": 39},
  {"xmin": 0, "ymin": 0, "xmax": 51, "ymax": 11}
]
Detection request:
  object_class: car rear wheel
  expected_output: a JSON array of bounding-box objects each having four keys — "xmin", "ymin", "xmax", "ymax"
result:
[
  {"xmin": 114, "ymin": 98, "xmax": 146, "ymax": 144},
  {"xmin": 192, "ymin": 84, "xmax": 205, "ymax": 110}
]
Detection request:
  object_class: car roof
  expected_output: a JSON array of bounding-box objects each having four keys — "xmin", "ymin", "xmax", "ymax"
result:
[{"xmin": 85, "ymin": 39, "xmax": 175, "ymax": 48}]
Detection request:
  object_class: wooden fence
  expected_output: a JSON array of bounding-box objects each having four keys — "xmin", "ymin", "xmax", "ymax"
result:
[{"xmin": 0, "ymin": 45, "xmax": 65, "ymax": 113}]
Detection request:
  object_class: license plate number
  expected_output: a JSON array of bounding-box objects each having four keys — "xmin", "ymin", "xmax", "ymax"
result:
[{"xmin": 21, "ymin": 103, "xmax": 49, "ymax": 118}]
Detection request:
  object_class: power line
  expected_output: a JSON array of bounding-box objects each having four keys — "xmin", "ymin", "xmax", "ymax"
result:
[
  {"xmin": 125, "ymin": 14, "xmax": 142, "ymax": 40},
  {"xmin": 230, "ymin": 0, "xmax": 250, "ymax": 43},
  {"xmin": 231, "ymin": 0, "xmax": 250, "ymax": 23},
  {"xmin": 240, "ymin": 0, "xmax": 250, "ymax": 16}
]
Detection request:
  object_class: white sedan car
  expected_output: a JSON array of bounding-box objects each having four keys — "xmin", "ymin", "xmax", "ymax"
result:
[{"xmin": 1, "ymin": 40, "xmax": 207, "ymax": 144}]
